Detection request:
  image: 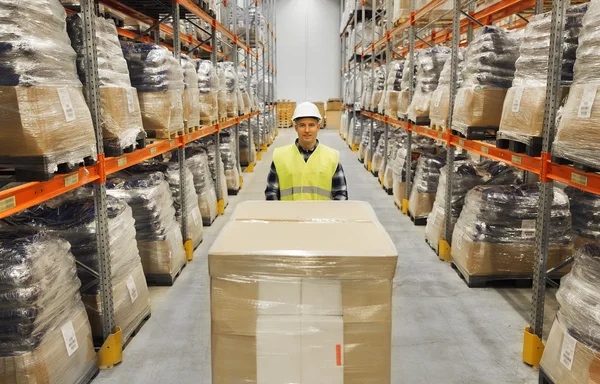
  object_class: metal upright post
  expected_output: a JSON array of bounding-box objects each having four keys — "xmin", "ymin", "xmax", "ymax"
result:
[
  {"xmin": 231, "ymin": 0, "xmax": 242, "ymax": 186},
  {"xmin": 368, "ymin": 3, "xmax": 375, "ymax": 172},
  {"xmin": 438, "ymin": 0, "xmax": 461, "ymax": 262},
  {"xmin": 211, "ymin": 23, "xmax": 224, "ymax": 215},
  {"xmin": 383, "ymin": 0, "xmax": 392, "ymax": 180},
  {"xmin": 261, "ymin": 5, "xmax": 266, "ymax": 149},
  {"xmin": 81, "ymin": 0, "xmax": 121, "ymax": 368},
  {"xmin": 402, "ymin": 0, "xmax": 416, "ymax": 214},
  {"xmin": 524, "ymin": 0, "xmax": 568, "ymax": 369}
]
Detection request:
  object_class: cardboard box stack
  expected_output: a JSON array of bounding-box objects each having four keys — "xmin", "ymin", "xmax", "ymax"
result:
[
  {"xmin": 186, "ymin": 149, "xmax": 219, "ymax": 226},
  {"xmin": 358, "ymin": 120, "xmax": 384, "ymax": 164},
  {"xmin": 553, "ymin": 1, "xmax": 600, "ymax": 169},
  {"xmin": 326, "ymin": 98, "xmax": 342, "ymax": 131},
  {"xmin": 408, "ymin": 153, "xmax": 447, "ymax": 220},
  {"xmin": 565, "ymin": 187, "xmax": 600, "ymax": 249},
  {"xmin": 498, "ymin": 5, "xmax": 586, "ymax": 147},
  {"xmin": 407, "ymin": 47, "xmax": 451, "ymax": 123},
  {"xmin": 0, "ymin": 234, "xmax": 97, "ymax": 383},
  {"xmin": 383, "ymin": 61, "xmax": 405, "ymax": 119},
  {"xmin": 276, "ymin": 100, "xmax": 295, "ymax": 128},
  {"xmin": 237, "ymin": 65, "xmax": 252, "ymax": 114},
  {"xmin": 397, "ymin": 55, "xmax": 417, "ymax": 118},
  {"xmin": 67, "ymin": 13, "xmax": 146, "ymax": 157},
  {"xmin": 0, "ymin": 1, "xmax": 97, "ymax": 181},
  {"xmin": 218, "ymin": 62, "xmax": 239, "ymax": 118},
  {"xmin": 380, "ymin": 130, "xmax": 407, "ymax": 190},
  {"xmin": 313, "ymin": 101, "xmax": 326, "ymax": 120},
  {"xmin": 210, "ymin": 201, "xmax": 398, "ymax": 384},
  {"xmin": 541, "ymin": 244, "xmax": 600, "ymax": 384},
  {"xmin": 197, "ymin": 59, "xmax": 220, "ymax": 125},
  {"xmin": 392, "ymin": 136, "xmax": 436, "ymax": 208},
  {"xmin": 451, "ymin": 184, "xmax": 573, "ymax": 279},
  {"xmin": 193, "ymin": 138, "xmax": 230, "ymax": 209},
  {"xmin": 452, "ymin": 27, "xmax": 522, "ymax": 136},
  {"xmin": 373, "ymin": 130, "xmax": 405, "ymax": 180},
  {"xmin": 429, "ymin": 49, "xmax": 464, "ymax": 130},
  {"xmin": 122, "ymin": 43, "xmax": 185, "ymax": 139},
  {"xmin": 181, "ymin": 55, "xmax": 201, "ymax": 132}
]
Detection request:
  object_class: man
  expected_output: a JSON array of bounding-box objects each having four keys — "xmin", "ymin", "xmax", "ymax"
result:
[{"xmin": 265, "ymin": 102, "xmax": 348, "ymax": 200}]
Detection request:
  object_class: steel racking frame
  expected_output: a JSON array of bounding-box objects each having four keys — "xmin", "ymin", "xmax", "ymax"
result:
[
  {"xmin": 340, "ymin": 0, "xmax": 598, "ymax": 377},
  {"xmin": 0, "ymin": 0, "xmax": 275, "ymax": 372}
]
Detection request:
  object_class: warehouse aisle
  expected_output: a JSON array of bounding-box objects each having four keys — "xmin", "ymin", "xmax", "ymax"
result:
[{"xmin": 96, "ymin": 129, "xmax": 555, "ymax": 384}]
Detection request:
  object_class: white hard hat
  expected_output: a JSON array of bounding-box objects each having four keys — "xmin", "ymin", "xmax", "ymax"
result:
[{"xmin": 292, "ymin": 102, "xmax": 322, "ymax": 122}]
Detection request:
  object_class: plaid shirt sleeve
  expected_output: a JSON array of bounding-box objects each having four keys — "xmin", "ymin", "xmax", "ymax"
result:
[
  {"xmin": 331, "ymin": 162, "xmax": 348, "ymax": 200},
  {"xmin": 264, "ymin": 161, "xmax": 280, "ymax": 200}
]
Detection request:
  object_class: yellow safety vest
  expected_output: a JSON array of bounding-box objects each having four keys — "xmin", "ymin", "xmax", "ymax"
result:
[{"xmin": 273, "ymin": 143, "xmax": 340, "ymax": 200}]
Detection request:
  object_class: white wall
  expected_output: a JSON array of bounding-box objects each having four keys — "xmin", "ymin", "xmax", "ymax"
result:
[{"xmin": 276, "ymin": 0, "xmax": 341, "ymax": 104}]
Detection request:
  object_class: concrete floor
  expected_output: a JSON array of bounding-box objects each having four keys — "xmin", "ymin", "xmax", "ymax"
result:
[{"xmin": 95, "ymin": 129, "xmax": 558, "ymax": 384}]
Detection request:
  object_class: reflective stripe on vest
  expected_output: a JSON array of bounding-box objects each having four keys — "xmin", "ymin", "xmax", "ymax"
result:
[{"xmin": 273, "ymin": 143, "xmax": 340, "ymax": 201}]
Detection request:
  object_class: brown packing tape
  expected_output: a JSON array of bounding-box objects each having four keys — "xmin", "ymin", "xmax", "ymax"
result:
[{"xmin": 0, "ymin": 85, "xmax": 96, "ymax": 157}]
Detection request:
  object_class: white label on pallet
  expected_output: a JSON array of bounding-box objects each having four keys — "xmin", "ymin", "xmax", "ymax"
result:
[
  {"xmin": 57, "ymin": 88, "xmax": 76, "ymax": 122},
  {"xmin": 512, "ymin": 155, "xmax": 522, "ymax": 164},
  {"xmin": 150, "ymin": 147, "xmax": 157, "ymax": 155},
  {"xmin": 126, "ymin": 275, "xmax": 138, "ymax": 303},
  {"xmin": 192, "ymin": 207, "xmax": 201, "ymax": 226},
  {"xmin": 126, "ymin": 88, "xmax": 135, "ymax": 113},
  {"xmin": 61, "ymin": 320, "xmax": 79, "ymax": 356},
  {"xmin": 560, "ymin": 331, "xmax": 577, "ymax": 371},
  {"xmin": 64, "ymin": 174, "xmax": 79, "ymax": 187},
  {"xmin": 0, "ymin": 196, "xmax": 16, "ymax": 213},
  {"xmin": 512, "ymin": 87, "xmax": 525, "ymax": 113},
  {"xmin": 434, "ymin": 90, "xmax": 443, "ymax": 108},
  {"xmin": 571, "ymin": 172, "xmax": 588, "ymax": 186},
  {"xmin": 118, "ymin": 158, "xmax": 127, "ymax": 167},
  {"xmin": 521, "ymin": 219, "xmax": 536, "ymax": 239},
  {"xmin": 578, "ymin": 84, "xmax": 597, "ymax": 118}
]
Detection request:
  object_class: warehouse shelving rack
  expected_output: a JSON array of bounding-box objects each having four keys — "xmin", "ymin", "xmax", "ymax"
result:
[
  {"xmin": 0, "ymin": 0, "xmax": 275, "ymax": 372},
  {"xmin": 341, "ymin": 0, "xmax": 600, "ymax": 376}
]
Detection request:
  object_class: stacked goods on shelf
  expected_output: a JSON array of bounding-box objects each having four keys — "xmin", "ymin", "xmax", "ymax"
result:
[
  {"xmin": 352, "ymin": 21, "xmax": 383, "ymax": 56},
  {"xmin": 348, "ymin": 67, "xmax": 363, "ymax": 110},
  {"xmin": 451, "ymin": 184, "xmax": 573, "ymax": 281},
  {"xmin": 373, "ymin": 129, "xmax": 404, "ymax": 178},
  {"xmin": 67, "ymin": 13, "xmax": 145, "ymax": 157},
  {"xmin": 194, "ymin": 138, "xmax": 229, "ymax": 209},
  {"xmin": 250, "ymin": 76, "xmax": 260, "ymax": 111},
  {"xmin": 393, "ymin": 0, "xmax": 410, "ymax": 24},
  {"xmin": 565, "ymin": 187, "xmax": 600, "ymax": 248},
  {"xmin": 217, "ymin": 62, "xmax": 239, "ymax": 118},
  {"xmin": 0, "ymin": 1, "xmax": 97, "ymax": 181},
  {"xmin": 313, "ymin": 102, "xmax": 326, "ymax": 121},
  {"xmin": 186, "ymin": 149, "xmax": 219, "ymax": 226},
  {"xmin": 359, "ymin": 120, "xmax": 384, "ymax": 163},
  {"xmin": 130, "ymin": 160, "xmax": 204, "ymax": 249},
  {"xmin": 340, "ymin": 110, "xmax": 350, "ymax": 138},
  {"xmin": 196, "ymin": 59, "xmax": 219, "ymax": 125},
  {"xmin": 383, "ymin": 60, "xmax": 405, "ymax": 118},
  {"xmin": 276, "ymin": 100, "xmax": 295, "ymax": 129},
  {"xmin": 215, "ymin": 64, "xmax": 229, "ymax": 121},
  {"xmin": 240, "ymin": 120, "xmax": 257, "ymax": 165},
  {"xmin": 8, "ymin": 191, "xmax": 151, "ymax": 344},
  {"xmin": 106, "ymin": 172, "xmax": 187, "ymax": 284},
  {"xmin": 218, "ymin": 130, "xmax": 241, "ymax": 194},
  {"xmin": 407, "ymin": 152, "xmax": 448, "ymax": 221},
  {"xmin": 425, "ymin": 160, "xmax": 523, "ymax": 252},
  {"xmin": 122, "ymin": 43, "xmax": 185, "ymax": 139},
  {"xmin": 452, "ymin": 27, "xmax": 522, "ymax": 138},
  {"xmin": 397, "ymin": 53, "xmax": 418, "ymax": 117},
  {"xmin": 237, "ymin": 65, "xmax": 251, "ymax": 114},
  {"xmin": 371, "ymin": 65, "xmax": 387, "ymax": 112},
  {"xmin": 348, "ymin": 115, "xmax": 366, "ymax": 150},
  {"xmin": 392, "ymin": 136, "xmax": 436, "ymax": 207},
  {"xmin": 0, "ymin": 234, "xmax": 97, "ymax": 383},
  {"xmin": 407, "ymin": 47, "xmax": 451, "ymax": 124},
  {"xmin": 553, "ymin": 0, "xmax": 600, "ymax": 170},
  {"xmin": 210, "ymin": 202, "xmax": 398, "ymax": 383},
  {"xmin": 360, "ymin": 64, "xmax": 374, "ymax": 111},
  {"xmin": 498, "ymin": 5, "xmax": 586, "ymax": 153},
  {"xmin": 380, "ymin": 130, "xmax": 408, "ymax": 191},
  {"xmin": 231, "ymin": 3, "xmax": 262, "ymax": 48},
  {"xmin": 429, "ymin": 48, "xmax": 465, "ymax": 130},
  {"xmin": 540, "ymin": 244, "xmax": 600, "ymax": 384},
  {"xmin": 181, "ymin": 55, "xmax": 200, "ymax": 132},
  {"xmin": 326, "ymin": 98, "xmax": 342, "ymax": 130}
]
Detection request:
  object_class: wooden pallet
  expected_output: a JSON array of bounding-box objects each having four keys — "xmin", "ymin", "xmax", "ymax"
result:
[
  {"xmin": 430, "ymin": 123, "xmax": 447, "ymax": 132},
  {"xmin": 552, "ymin": 155, "xmax": 600, "ymax": 173},
  {"xmin": 146, "ymin": 130, "xmax": 184, "ymax": 140},
  {"xmin": 452, "ymin": 126, "xmax": 499, "ymax": 141},
  {"xmin": 409, "ymin": 117, "xmax": 431, "ymax": 126},
  {"xmin": 185, "ymin": 124, "xmax": 201, "ymax": 133},
  {"xmin": 450, "ymin": 261, "xmax": 560, "ymax": 289},
  {"xmin": 219, "ymin": 116, "xmax": 228, "ymax": 123},
  {"xmin": 200, "ymin": 117, "xmax": 218, "ymax": 126},
  {"xmin": 145, "ymin": 262, "xmax": 186, "ymax": 286}
]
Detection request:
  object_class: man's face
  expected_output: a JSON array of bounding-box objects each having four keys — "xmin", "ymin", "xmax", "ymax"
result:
[{"xmin": 294, "ymin": 117, "xmax": 320, "ymax": 149}]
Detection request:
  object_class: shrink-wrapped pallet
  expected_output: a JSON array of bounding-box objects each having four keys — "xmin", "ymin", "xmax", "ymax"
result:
[
  {"xmin": 408, "ymin": 153, "xmax": 447, "ymax": 220},
  {"xmin": 0, "ymin": 0, "xmax": 97, "ymax": 180},
  {"xmin": 358, "ymin": 120, "xmax": 384, "ymax": 163},
  {"xmin": 407, "ymin": 48, "xmax": 451, "ymax": 123},
  {"xmin": 379, "ymin": 130, "xmax": 407, "ymax": 189},
  {"xmin": 429, "ymin": 49, "xmax": 465, "ymax": 129},
  {"xmin": 371, "ymin": 65, "xmax": 387, "ymax": 112},
  {"xmin": 383, "ymin": 61, "xmax": 405, "ymax": 118},
  {"xmin": 193, "ymin": 139, "xmax": 229, "ymax": 209},
  {"xmin": 237, "ymin": 65, "xmax": 251, "ymax": 114},
  {"xmin": 186, "ymin": 149, "xmax": 219, "ymax": 226},
  {"xmin": 565, "ymin": 186, "xmax": 600, "ymax": 248},
  {"xmin": 181, "ymin": 55, "xmax": 200, "ymax": 131},
  {"xmin": 397, "ymin": 53, "xmax": 418, "ymax": 117},
  {"xmin": 217, "ymin": 62, "xmax": 239, "ymax": 118},
  {"xmin": 196, "ymin": 59, "xmax": 219, "ymax": 124}
]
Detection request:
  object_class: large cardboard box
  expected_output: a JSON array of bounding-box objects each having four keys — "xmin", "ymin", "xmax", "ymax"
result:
[
  {"xmin": 408, "ymin": 191, "xmax": 436, "ymax": 219},
  {"xmin": 138, "ymin": 90, "xmax": 184, "ymax": 137},
  {"xmin": 327, "ymin": 99, "xmax": 342, "ymax": 111},
  {"xmin": 452, "ymin": 88, "xmax": 507, "ymax": 133},
  {"xmin": 540, "ymin": 319, "xmax": 600, "ymax": 384},
  {"xmin": 326, "ymin": 110, "xmax": 341, "ymax": 130},
  {"xmin": 429, "ymin": 87, "xmax": 450, "ymax": 128},
  {"xmin": 451, "ymin": 232, "xmax": 573, "ymax": 277},
  {"xmin": 99, "ymin": 86, "xmax": 144, "ymax": 147},
  {"xmin": 209, "ymin": 212, "xmax": 397, "ymax": 384},
  {"xmin": 313, "ymin": 101, "xmax": 326, "ymax": 119}
]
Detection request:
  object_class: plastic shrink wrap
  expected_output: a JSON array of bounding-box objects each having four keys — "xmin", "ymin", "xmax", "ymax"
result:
[
  {"xmin": 408, "ymin": 152, "xmax": 451, "ymax": 219},
  {"xmin": 379, "ymin": 130, "xmax": 407, "ymax": 189},
  {"xmin": 407, "ymin": 48, "xmax": 451, "ymax": 122},
  {"xmin": 340, "ymin": 111, "xmax": 349, "ymax": 139},
  {"xmin": 393, "ymin": 0, "xmax": 410, "ymax": 24},
  {"xmin": 218, "ymin": 130, "xmax": 241, "ymax": 192},
  {"xmin": 186, "ymin": 149, "xmax": 219, "ymax": 226},
  {"xmin": 429, "ymin": 49, "xmax": 464, "ymax": 129},
  {"xmin": 209, "ymin": 203, "xmax": 397, "ymax": 384},
  {"xmin": 7, "ymin": 190, "xmax": 151, "ymax": 344},
  {"xmin": 122, "ymin": 43, "xmax": 185, "ymax": 138},
  {"xmin": 451, "ymin": 184, "xmax": 573, "ymax": 278},
  {"xmin": 370, "ymin": 65, "xmax": 387, "ymax": 112},
  {"xmin": 358, "ymin": 120, "xmax": 384, "ymax": 163},
  {"xmin": 217, "ymin": 62, "xmax": 239, "ymax": 118},
  {"xmin": 129, "ymin": 160, "xmax": 204, "ymax": 249},
  {"xmin": 565, "ymin": 187, "xmax": 600, "ymax": 248},
  {"xmin": 67, "ymin": 13, "xmax": 145, "ymax": 155},
  {"xmin": 553, "ymin": 0, "xmax": 600, "ymax": 169},
  {"xmin": 360, "ymin": 64, "xmax": 374, "ymax": 113},
  {"xmin": 237, "ymin": 65, "xmax": 251, "ymax": 114},
  {"xmin": 373, "ymin": 129, "xmax": 403, "ymax": 178},
  {"xmin": 498, "ymin": 5, "xmax": 586, "ymax": 145},
  {"xmin": 392, "ymin": 136, "xmax": 436, "ymax": 208},
  {"xmin": 196, "ymin": 59, "xmax": 219, "ymax": 124},
  {"xmin": 352, "ymin": 22, "xmax": 383, "ymax": 56},
  {"xmin": 425, "ymin": 160, "xmax": 523, "ymax": 252},
  {"xmin": 452, "ymin": 27, "xmax": 522, "ymax": 135},
  {"xmin": 106, "ymin": 172, "xmax": 186, "ymax": 281},
  {"xmin": 348, "ymin": 115, "xmax": 367, "ymax": 149},
  {"xmin": 240, "ymin": 120, "xmax": 257, "ymax": 166},
  {"xmin": 541, "ymin": 244, "xmax": 600, "ymax": 384},
  {"xmin": 397, "ymin": 53, "xmax": 418, "ymax": 116},
  {"xmin": 193, "ymin": 138, "xmax": 229, "ymax": 209},
  {"xmin": 181, "ymin": 55, "xmax": 200, "ymax": 130},
  {"xmin": 0, "ymin": 0, "xmax": 97, "ymax": 179},
  {"xmin": 230, "ymin": 4, "xmax": 262, "ymax": 48},
  {"xmin": 383, "ymin": 61, "xmax": 405, "ymax": 118},
  {"xmin": 0, "ymin": 233, "xmax": 97, "ymax": 383}
]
